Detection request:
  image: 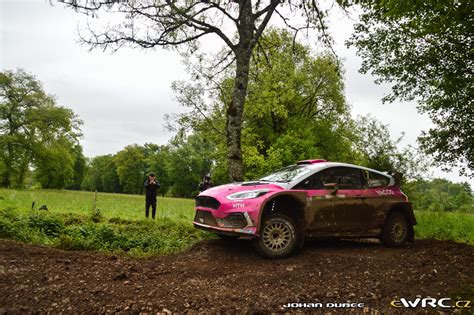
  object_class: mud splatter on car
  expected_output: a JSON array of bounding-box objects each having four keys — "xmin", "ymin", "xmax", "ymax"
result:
[{"xmin": 194, "ymin": 160, "xmax": 416, "ymax": 258}]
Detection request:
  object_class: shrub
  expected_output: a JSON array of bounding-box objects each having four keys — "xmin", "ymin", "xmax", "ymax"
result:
[
  {"xmin": 28, "ymin": 214, "xmax": 64, "ymax": 237},
  {"xmin": 0, "ymin": 207, "xmax": 211, "ymax": 256}
]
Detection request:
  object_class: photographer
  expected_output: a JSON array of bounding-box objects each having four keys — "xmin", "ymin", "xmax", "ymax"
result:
[{"xmin": 144, "ymin": 172, "xmax": 160, "ymax": 219}]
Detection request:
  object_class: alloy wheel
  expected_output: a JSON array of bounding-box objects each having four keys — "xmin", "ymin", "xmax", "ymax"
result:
[{"xmin": 262, "ymin": 221, "xmax": 292, "ymax": 251}]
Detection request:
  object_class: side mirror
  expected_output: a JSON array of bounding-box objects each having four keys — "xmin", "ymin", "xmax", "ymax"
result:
[{"xmin": 324, "ymin": 183, "xmax": 339, "ymax": 192}]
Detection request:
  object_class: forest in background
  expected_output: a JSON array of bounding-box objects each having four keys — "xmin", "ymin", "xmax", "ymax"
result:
[{"xmin": 1, "ymin": 29, "xmax": 472, "ymax": 212}]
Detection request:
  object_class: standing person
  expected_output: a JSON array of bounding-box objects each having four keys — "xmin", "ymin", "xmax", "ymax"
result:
[
  {"xmin": 199, "ymin": 174, "xmax": 213, "ymax": 193},
  {"xmin": 144, "ymin": 172, "xmax": 160, "ymax": 219}
]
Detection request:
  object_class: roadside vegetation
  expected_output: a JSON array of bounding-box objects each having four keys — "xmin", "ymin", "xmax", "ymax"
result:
[
  {"xmin": 0, "ymin": 188, "xmax": 472, "ymax": 258},
  {"xmin": 0, "ymin": 189, "xmax": 211, "ymax": 257},
  {"xmin": 414, "ymin": 211, "xmax": 474, "ymax": 245}
]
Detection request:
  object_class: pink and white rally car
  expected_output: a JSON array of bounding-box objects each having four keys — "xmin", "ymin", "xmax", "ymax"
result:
[{"xmin": 193, "ymin": 160, "xmax": 416, "ymax": 258}]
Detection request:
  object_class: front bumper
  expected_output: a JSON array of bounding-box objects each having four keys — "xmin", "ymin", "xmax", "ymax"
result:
[
  {"xmin": 193, "ymin": 209, "xmax": 258, "ymax": 236},
  {"xmin": 193, "ymin": 221, "xmax": 257, "ymax": 236}
]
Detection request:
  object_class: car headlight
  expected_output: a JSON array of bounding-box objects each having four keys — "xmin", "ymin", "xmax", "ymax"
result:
[{"xmin": 226, "ymin": 189, "xmax": 270, "ymax": 200}]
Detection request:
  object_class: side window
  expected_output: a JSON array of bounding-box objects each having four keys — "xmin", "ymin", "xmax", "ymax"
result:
[
  {"xmin": 367, "ymin": 171, "xmax": 390, "ymax": 188},
  {"xmin": 293, "ymin": 170, "xmax": 330, "ymax": 190},
  {"xmin": 329, "ymin": 167, "xmax": 363, "ymax": 189},
  {"xmin": 293, "ymin": 167, "xmax": 363, "ymax": 190},
  {"xmin": 293, "ymin": 173, "xmax": 318, "ymax": 190}
]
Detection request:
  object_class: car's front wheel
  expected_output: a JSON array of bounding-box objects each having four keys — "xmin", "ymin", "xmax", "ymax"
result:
[
  {"xmin": 380, "ymin": 211, "xmax": 412, "ymax": 247},
  {"xmin": 254, "ymin": 214, "xmax": 298, "ymax": 259}
]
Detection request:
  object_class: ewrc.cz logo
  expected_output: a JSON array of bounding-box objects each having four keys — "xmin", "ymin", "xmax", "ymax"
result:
[{"xmin": 391, "ymin": 298, "xmax": 471, "ymax": 309}]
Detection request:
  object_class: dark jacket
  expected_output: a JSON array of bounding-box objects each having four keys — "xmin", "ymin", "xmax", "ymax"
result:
[
  {"xmin": 199, "ymin": 180, "xmax": 212, "ymax": 192},
  {"xmin": 144, "ymin": 180, "xmax": 160, "ymax": 200}
]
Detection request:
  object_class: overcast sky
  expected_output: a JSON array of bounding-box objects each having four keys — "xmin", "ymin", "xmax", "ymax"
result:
[{"xmin": 1, "ymin": 0, "xmax": 471, "ymax": 185}]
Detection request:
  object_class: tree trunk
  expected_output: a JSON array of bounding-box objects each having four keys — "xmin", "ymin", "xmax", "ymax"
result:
[
  {"xmin": 2, "ymin": 143, "xmax": 13, "ymax": 188},
  {"xmin": 225, "ymin": 0, "xmax": 254, "ymax": 182},
  {"xmin": 226, "ymin": 51, "xmax": 251, "ymax": 182},
  {"xmin": 17, "ymin": 151, "xmax": 32, "ymax": 188}
]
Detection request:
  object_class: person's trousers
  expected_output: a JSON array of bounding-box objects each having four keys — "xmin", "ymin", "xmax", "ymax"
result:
[{"xmin": 145, "ymin": 199, "xmax": 157, "ymax": 219}]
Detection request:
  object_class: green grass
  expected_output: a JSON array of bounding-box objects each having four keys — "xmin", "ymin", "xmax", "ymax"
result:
[
  {"xmin": 0, "ymin": 189, "xmax": 472, "ymax": 257},
  {"xmin": 0, "ymin": 188, "xmax": 194, "ymax": 222},
  {"xmin": 0, "ymin": 188, "xmax": 211, "ymax": 257},
  {"xmin": 414, "ymin": 211, "xmax": 474, "ymax": 244}
]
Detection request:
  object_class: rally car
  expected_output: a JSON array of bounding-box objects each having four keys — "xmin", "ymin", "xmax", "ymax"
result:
[{"xmin": 193, "ymin": 159, "xmax": 416, "ymax": 258}]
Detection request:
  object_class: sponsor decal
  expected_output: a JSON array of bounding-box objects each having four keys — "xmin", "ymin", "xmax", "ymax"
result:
[
  {"xmin": 390, "ymin": 297, "xmax": 471, "ymax": 309},
  {"xmin": 232, "ymin": 203, "xmax": 245, "ymax": 209},
  {"xmin": 375, "ymin": 189, "xmax": 395, "ymax": 196}
]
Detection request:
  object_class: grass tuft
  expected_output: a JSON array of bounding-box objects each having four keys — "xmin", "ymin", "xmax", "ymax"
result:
[
  {"xmin": 414, "ymin": 211, "xmax": 474, "ymax": 244},
  {"xmin": 0, "ymin": 189, "xmax": 212, "ymax": 257}
]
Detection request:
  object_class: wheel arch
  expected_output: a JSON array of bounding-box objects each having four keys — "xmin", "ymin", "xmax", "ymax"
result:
[
  {"xmin": 385, "ymin": 202, "xmax": 416, "ymax": 225},
  {"xmin": 384, "ymin": 201, "xmax": 416, "ymax": 242},
  {"xmin": 257, "ymin": 192, "xmax": 307, "ymax": 245}
]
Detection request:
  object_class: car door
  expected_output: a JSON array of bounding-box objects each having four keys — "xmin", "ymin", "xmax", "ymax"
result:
[
  {"xmin": 329, "ymin": 167, "xmax": 374, "ymax": 232},
  {"xmin": 292, "ymin": 167, "xmax": 368, "ymax": 233},
  {"xmin": 292, "ymin": 170, "xmax": 336, "ymax": 232},
  {"xmin": 362, "ymin": 170, "xmax": 401, "ymax": 228}
]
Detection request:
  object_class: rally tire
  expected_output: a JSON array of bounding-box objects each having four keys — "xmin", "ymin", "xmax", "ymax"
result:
[
  {"xmin": 380, "ymin": 211, "xmax": 411, "ymax": 247},
  {"xmin": 254, "ymin": 214, "xmax": 298, "ymax": 259}
]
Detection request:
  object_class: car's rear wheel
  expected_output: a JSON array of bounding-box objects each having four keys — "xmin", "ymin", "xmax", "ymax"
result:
[
  {"xmin": 380, "ymin": 211, "xmax": 411, "ymax": 247},
  {"xmin": 254, "ymin": 214, "xmax": 297, "ymax": 259},
  {"xmin": 217, "ymin": 234, "xmax": 240, "ymax": 241}
]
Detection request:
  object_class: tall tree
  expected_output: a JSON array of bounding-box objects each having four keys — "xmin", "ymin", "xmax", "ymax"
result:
[
  {"xmin": 165, "ymin": 132, "xmax": 215, "ymax": 197},
  {"xmin": 348, "ymin": 0, "xmax": 473, "ymax": 176},
  {"xmin": 171, "ymin": 29, "xmax": 360, "ymax": 180},
  {"xmin": 0, "ymin": 69, "xmax": 82, "ymax": 188},
  {"xmin": 353, "ymin": 115, "xmax": 428, "ymax": 180},
  {"xmin": 81, "ymin": 154, "xmax": 121, "ymax": 193},
  {"xmin": 59, "ymin": 0, "xmax": 337, "ymax": 181},
  {"xmin": 404, "ymin": 178, "xmax": 473, "ymax": 212},
  {"xmin": 114, "ymin": 145, "xmax": 147, "ymax": 194},
  {"xmin": 34, "ymin": 140, "xmax": 75, "ymax": 189},
  {"xmin": 66, "ymin": 144, "xmax": 87, "ymax": 190}
]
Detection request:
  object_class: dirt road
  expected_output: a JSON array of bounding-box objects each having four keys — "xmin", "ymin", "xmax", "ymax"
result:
[{"xmin": 0, "ymin": 238, "xmax": 473, "ymax": 314}]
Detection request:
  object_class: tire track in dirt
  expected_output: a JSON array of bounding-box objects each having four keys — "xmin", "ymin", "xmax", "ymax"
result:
[{"xmin": 0, "ymin": 239, "xmax": 473, "ymax": 314}]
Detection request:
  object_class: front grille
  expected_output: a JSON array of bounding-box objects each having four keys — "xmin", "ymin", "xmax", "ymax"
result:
[
  {"xmin": 220, "ymin": 213, "xmax": 247, "ymax": 228},
  {"xmin": 194, "ymin": 210, "xmax": 217, "ymax": 226},
  {"xmin": 195, "ymin": 196, "xmax": 221, "ymax": 210}
]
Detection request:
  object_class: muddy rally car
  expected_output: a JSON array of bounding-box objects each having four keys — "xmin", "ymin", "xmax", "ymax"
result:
[{"xmin": 193, "ymin": 160, "xmax": 416, "ymax": 258}]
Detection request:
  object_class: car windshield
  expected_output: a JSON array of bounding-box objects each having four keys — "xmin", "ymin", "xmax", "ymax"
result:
[{"xmin": 259, "ymin": 165, "xmax": 312, "ymax": 183}]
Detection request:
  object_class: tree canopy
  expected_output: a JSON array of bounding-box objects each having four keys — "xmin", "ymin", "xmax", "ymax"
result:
[
  {"xmin": 58, "ymin": 0, "xmax": 338, "ymax": 181},
  {"xmin": 404, "ymin": 178, "xmax": 473, "ymax": 213},
  {"xmin": 348, "ymin": 0, "xmax": 473, "ymax": 176},
  {"xmin": 170, "ymin": 29, "xmax": 424, "ymax": 185},
  {"xmin": 0, "ymin": 69, "xmax": 82, "ymax": 188}
]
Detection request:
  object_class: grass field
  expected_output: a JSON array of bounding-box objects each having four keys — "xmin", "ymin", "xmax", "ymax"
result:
[
  {"xmin": 414, "ymin": 211, "xmax": 474, "ymax": 244},
  {"xmin": 0, "ymin": 188, "xmax": 211, "ymax": 257},
  {"xmin": 0, "ymin": 189, "xmax": 194, "ymax": 222},
  {"xmin": 0, "ymin": 189, "xmax": 472, "ymax": 257}
]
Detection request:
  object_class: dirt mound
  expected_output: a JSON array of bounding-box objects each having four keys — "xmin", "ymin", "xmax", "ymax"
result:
[{"xmin": 0, "ymin": 239, "xmax": 473, "ymax": 314}]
